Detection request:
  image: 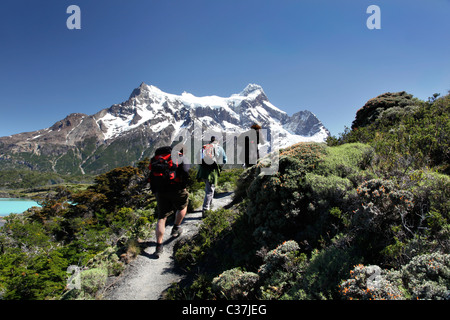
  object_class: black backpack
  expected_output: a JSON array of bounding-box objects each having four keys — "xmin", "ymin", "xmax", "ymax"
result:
[{"xmin": 149, "ymin": 146, "xmax": 183, "ymax": 192}]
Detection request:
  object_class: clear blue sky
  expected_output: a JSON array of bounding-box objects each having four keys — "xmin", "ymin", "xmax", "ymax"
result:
[{"xmin": 1, "ymin": 0, "xmax": 449, "ymax": 137}]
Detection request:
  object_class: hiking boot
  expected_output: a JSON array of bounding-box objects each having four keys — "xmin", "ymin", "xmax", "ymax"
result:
[
  {"xmin": 154, "ymin": 244, "xmax": 163, "ymax": 258},
  {"xmin": 171, "ymin": 225, "xmax": 183, "ymax": 238}
]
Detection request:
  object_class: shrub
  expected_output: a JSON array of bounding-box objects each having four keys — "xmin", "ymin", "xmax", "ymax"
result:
[
  {"xmin": 377, "ymin": 105, "xmax": 419, "ymax": 126},
  {"xmin": 174, "ymin": 208, "xmax": 240, "ymax": 270},
  {"xmin": 410, "ymin": 171, "xmax": 450, "ymax": 252},
  {"xmin": 87, "ymin": 246, "xmax": 124, "ymax": 277},
  {"xmin": 132, "ymin": 208, "xmax": 156, "ymax": 240},
  {"xmin": 400, "ymin": 253, "xmax": 450, "ymax": 300},
  {"xmin": 187, "ymin": 189, "xmax": 205, "ymax": 212},
  {"xmin": 245, "ymin": 143, "xmax": 328, "ymax": 248},
  {"xmin": 316, "ymin": 143, "xmax": 375, "ymax": 177},
  {"xmin": 216, "ymin": 168, "xmax": 244, "ymax": 193},
  {"xmin": 212, "ymin": 268, "xmax": 259, "ymax": 299},
  {"xmin": 80, "ymin": 267, "xmax": 108, "ymax": 298},
  {"xmin": 244, "ymin": 143, "xmax": 371, "ymax": 250},
  {"xmin": 185, "ymin": 167, "xmax": 205, "ymax": 194},
  {"xmin": 339, "ymin": 264, "xmax": 404, "ymax": 300},
  {"xmin": 258, "ymin": 241, "xmax": 301, "ymax": 277},
  {"xmin": 282, "ymin": 236, "xmax": 360, "ymax": 300},
  {"xmin": 352, "ymin": 91, "xmax": 416, "ymax": 129},
  {"xmin": 338, "ymin": 253, "xmax": 450, "ymax": 300},
  {"xmin": 0, "ymin": 246, "xmax": 69, "ymax": 300},
  {"xmin": 351, "ymin": 179, "xmax": 416, "ymax": 263},
  {"xmin": 338, "ymin": 92, "xmax": 450, "ymax": 174},
  {"xmin": 233, "ymin": 165, "xmax": 259, "ymax": 202},
  {"xmin": 257, "ymin": 240, "xmax": 307, "ymax": 300},
  {"xmin": 304, "ymin": 173, "xmax": 353, "ymax": 205}
]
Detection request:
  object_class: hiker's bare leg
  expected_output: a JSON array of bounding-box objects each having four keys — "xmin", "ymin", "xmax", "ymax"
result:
[
  {"xmin": 174, "ymin": 206, "xmax": 187, "ymax": 226},
  {"xmin": 156, "ymin": 217, "xmax": 167, "ymax": 244}
]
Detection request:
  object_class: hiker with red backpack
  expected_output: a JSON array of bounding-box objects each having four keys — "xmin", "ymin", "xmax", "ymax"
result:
[
  {"xmin": 149, "ymin": 145, "xmax": 191, "ymax": 258},
  {"xmin": 196, "ymin": 136, "xmax": 227, "ymax": 217}
]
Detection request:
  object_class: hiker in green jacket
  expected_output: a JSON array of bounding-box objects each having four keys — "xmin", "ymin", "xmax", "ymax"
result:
[{"xmin": 196, "ymin": 136, "xmax": 227, "ymax": 217}]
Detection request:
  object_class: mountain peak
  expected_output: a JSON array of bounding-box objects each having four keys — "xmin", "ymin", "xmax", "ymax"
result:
[
  {"xmin": 240, "ymin": 84, "xmax": 265, "ymax": 97},
  {"xmin": 129, "ymin": 82, "xmax": 163, "ymax": 99}
]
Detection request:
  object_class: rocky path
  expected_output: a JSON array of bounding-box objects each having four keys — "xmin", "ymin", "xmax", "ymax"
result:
[{"xmin": 104, "ymin": 192, "xmax": 234, "ymax": 300}]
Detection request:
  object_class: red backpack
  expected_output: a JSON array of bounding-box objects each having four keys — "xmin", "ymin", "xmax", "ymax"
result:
[
  {"xmin": 149, "ymin": 146, "xmax": 182, "ymax": 192},
  {"xmin": 201, "ymin": 143, "xmax": 217, "ymax": 167}
]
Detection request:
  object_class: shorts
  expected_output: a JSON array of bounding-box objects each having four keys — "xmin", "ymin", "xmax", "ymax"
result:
[{"xmin": 155, "ymin": 188, "xmax": 189, "ymax": 219}]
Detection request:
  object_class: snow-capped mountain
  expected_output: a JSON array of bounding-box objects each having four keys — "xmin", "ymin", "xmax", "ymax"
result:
[
  {"xmin": 0, "ymin": 83, "xmax": 330, "ymax": 174},
  {"xmin": 95, "ymin": 82, "xmax": 328, "ymax": 143}
]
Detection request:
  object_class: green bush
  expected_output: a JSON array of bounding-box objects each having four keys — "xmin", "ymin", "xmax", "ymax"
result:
[
  {"xmin": 233, "ymin": 165, "xmax": 258, "ymax": 202},
  {"xmin": 186, "ymin": 167, "xmax": 205, "ymax": 194},
  {"xmin": 316, "ymin": 143, "xmax": 375, "ymax": 177},
  {"xmin": 349, "ymin": 175, "xmax": 449, "ymax": 266},
  {"xmin": 339, "ymin": 264, "xmax": 404, "ymax": 300},
  {"xmin": 401, "ymin": 253, "xmax": 450, "ymax": 300},
  {"xmin": 338, "ymin": 253, "xmax": 450, "ymax": 300},
  {"xmin": 187, "ymin": 189, "xmax": 205, "ymax": 212},
  {"xmin": 244, "ymin": 143, "xmax": 326, "ymax": 247},
  {"xmin": 244, "ymin": 143, "xmax": 371, "ymax": 250},
  {"xmin": 258, "ymin": 241, "xmax": 301, "ymax": 276},
  {"xmin": 80, "ymin": 267, "xmax": 108, "ymax": 298},
  {"xmin": 350, "ymin": 179, "xmax": 415, "ymax": 262},
  {"xmin": 351, "ymin": 91, "xmax": 416, "ymax": 130},
  {"xmin": 212, "ymin": 268, "xmax": 259, "ymax": 299},
  {"xmin": 174, "ymin": 208, "xmax": 240, "ymax": 270},
  {"xmin": 410, "ymin": 171, "xmax": 450, "ymax": 251},
  {"xmin": 216, "ymin": 168, "xmax": 244, "ymax": 193},
  {"xmin": 0, "ymin": 244, "xmax": 69, "ymax": 300},
  {"xmin": 257, "ymin": 241, "xmax": 307, "ymax": 300}
]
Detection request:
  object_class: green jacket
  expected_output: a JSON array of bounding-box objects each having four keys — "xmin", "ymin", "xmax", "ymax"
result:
[{"xmin": 196, "ymin": 162, "xmax": 221, "ymax": 185}]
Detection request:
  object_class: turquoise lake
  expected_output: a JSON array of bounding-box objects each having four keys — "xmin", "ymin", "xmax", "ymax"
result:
[{"xmin": 0, "ymin": 198, "xmax": 41, "ymax": 216}]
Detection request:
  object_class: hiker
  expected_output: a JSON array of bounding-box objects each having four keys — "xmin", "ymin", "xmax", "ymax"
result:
[
  {"xmin": 196, "ymin": 136, "xmax": 227, "ymax": 216},
  {"xmin": 238, "ymin": 123, "xmax": 265, "ymax": 168},
  {"xmin": 149, "ymin": 145, "xmax": 190, "ymax": 258}
]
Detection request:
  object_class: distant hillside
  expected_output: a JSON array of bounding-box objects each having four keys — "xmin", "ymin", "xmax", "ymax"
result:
[{"xmin": 0, "ymin": 169, "xmax": 93, "ymax": 191}]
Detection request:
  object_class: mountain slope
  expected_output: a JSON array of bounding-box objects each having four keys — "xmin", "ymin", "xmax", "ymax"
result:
[{"xmin": 0, "ymin": 83, "xmax": 330, "ymax": 175}]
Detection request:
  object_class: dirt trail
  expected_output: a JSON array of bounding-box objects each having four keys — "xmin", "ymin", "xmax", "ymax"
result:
[{"xmin": 104, "ymin": 192, "xmax": 234, "ymax": 300}]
